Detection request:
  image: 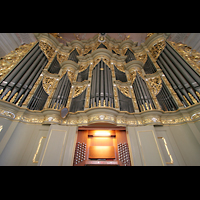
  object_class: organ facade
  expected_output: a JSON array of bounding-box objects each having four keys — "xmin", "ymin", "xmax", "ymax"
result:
[{"xmin": 0, "ymin": 33, "xmax": 200, "ymax": 166}]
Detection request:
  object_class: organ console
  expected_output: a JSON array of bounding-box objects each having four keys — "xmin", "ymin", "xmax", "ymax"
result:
[{"xmin": 73, "ymin": 125, "xmax": 131, "ymax": 166}]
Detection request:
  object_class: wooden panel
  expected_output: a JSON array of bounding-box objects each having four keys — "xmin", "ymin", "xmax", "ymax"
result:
[
  {"xmin": 89, "ymin": 146, "xmax": 115, "ymax": 159},
  {"xmin": 116, "ymin": 130, "xmax": 127, "ymax": 144},
  {"xmin": 89, "ymin": 137, "xmax": 113, "ymax": 146}
]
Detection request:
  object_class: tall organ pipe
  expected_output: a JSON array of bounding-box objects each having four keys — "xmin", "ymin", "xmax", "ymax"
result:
[
  {"xmin": 6, "ymin": 51, "xmax": 44, "ymax": 102},
  {"xmin": 166, "ymin": 42, "xmax": 200, "ymax": 87},
  {"xmin": 100, "ymin": 60, "xmax": 104, "ymax": 106},
  {"xmin": 0, "ymin": 43, "xmax": 39, "ymax": 89},
  {"xmin": 12, "ymin": 56, "xmax": 46, "ymax": 104},
  {"xmin": 104, "ymin": 61, "xmax": 108, "ymax": 106},
  {"xmin": 17, "ymin": 59, "xmax": 48, "ymax": 106},
  {"xmin": 95, "ymin": 62, "xmax": 100, "ymax": 106}
]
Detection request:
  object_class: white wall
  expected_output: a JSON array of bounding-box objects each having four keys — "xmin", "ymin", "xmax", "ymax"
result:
[
  {"xmin": 38, "ymin": 124, "xmax": 78, "ymax": 166},
  {"xmin": 0, "ymin": 121, "xmax": 50, "ymax": 166},
  {"xmin": 1, "ymin": 117, "xmax": 200, "ymax": 166}
]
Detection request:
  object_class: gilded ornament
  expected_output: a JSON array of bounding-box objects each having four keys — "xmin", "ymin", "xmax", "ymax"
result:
[
  {"xmin": 149, "ymin": 40, "xmax": 166, "ymax": 60},
  {"xmin": 42, "ymin": 76, "xmax": 57, "ymax": 95},
  {"xmin": 73, "ymin": 85, "xmax": 87, "ymax": 98},
  {"xmin": 117, "ymin": 86, "xmax": 131, "ymax": 98},
  {"xmin": 57, "ymin": 52, "xmax": 69, "ymax": 64},
  {"xmin": 145, "ymin": 33, "xmax": 155, "ymax": 40},
  {"xmin": 0, "ymin": 42, "xmax": 36, "ymax": 81},
  {"xmin": 168, "ymin": 41, "xmax": 200, "ymax": 75},
  {"xmin": 39, "ymin": 40, "xmax": 55, "ymax": 60},
  {"xmin": 148, "ymin": 77, "xmax": 162, "ymax": 95},
  {"xmin": 135, "ymin": 52, "xmax": 147, "ymax": 63}
]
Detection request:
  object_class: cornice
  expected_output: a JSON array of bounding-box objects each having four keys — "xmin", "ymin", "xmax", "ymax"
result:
[
  {"xmin": 144, "ymin": 33, "xmax": 166, "ymax": 49},
  {"xmin": 124, "ymin": 60, "xmax": 144, "ymax": 71},
  {"xmin": 1, "ymin": 99, "xmax": 200, "ymax": 126},
  {"xmin": 60, "ymin": 60, "xmax": 79, "ymax": 71},
  {"xmin": 77, "ymin": 48, "xmax": 127, "ymax": 63}
]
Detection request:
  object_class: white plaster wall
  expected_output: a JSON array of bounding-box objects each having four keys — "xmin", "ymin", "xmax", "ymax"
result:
[{"xmin": 0, "ymin": 122, "xmax": 50, "ymax": 166}]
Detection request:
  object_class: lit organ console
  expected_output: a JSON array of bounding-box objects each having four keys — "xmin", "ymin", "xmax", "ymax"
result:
[{"xmin": 73, "ymin": 127, "xmax": 131, "ymax": 166}]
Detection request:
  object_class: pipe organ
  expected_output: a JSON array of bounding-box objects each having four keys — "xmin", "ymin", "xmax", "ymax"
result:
[
  {"xmin": 2, "ymin": 33, "xmax": 200, "ymax": 166},
  {"xmin": 90, "ymin": 59, "xmax": 115, "ymax": 108},
  {"xmin": 0, "ymin": 33, "xmax": 200, "ymax": 124}
]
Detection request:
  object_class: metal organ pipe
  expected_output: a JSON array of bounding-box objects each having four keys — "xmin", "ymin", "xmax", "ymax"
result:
[
  {"xmin": 164, "ymin": 46, "xmax": 200, "ymax": 101},
  {"xmin": 55, "ymin": 73, "xmax": 68, "ymax": 109},
  {"xmin": 162, "ymin": 49, "xmax": 198, "ymax": 102},
  {"xmin": 0, "ymin": 46, "xmax": 41, "ymax": 99},
  {"xmin": 95, "ymin": 62, "xmax": 100, "ymax": 106},
  {"xmin": 158, "ymin": 55, "xmax": 190, "ymax": 106},
  {"xmin": 18, "ymin": 59, "xmax": 48, "ymax": 106},
  {"xmin": 7, "ymin": 51, "xmax": 44, "ymax": 102},
  {"xmin": 12, "ymin": 56, "xmax": 46, "ymax": 105},
  {"xmin": 0, "ymin": 43, "xmax": 39, "ymax": 89},
  {"xmin": 166, "ymin": 42, "xmax": 200, "ymax": 87},
  {"xmin": 104, "ymin": 61, "xmax": 108, "ymax": 106},
  {"xmin": 89, "ymin": 60, "xmax": 114, "ymax": 108},
  {"xmin": 100, "ymin": 60, "xmax": 104, "ymax": 106},
  {"xmin": 157, "ymin": 42, "xmax": 200, "ymax": 106}
]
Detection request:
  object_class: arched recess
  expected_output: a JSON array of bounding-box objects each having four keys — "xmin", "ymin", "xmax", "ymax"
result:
[{"xmin": 90, "ymin": 59, "xmax": 115, "ymax": 108}]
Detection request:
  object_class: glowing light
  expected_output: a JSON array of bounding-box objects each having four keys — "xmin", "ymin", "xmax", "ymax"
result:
[{"xmin": 94, "ymin": 130, "xmax": 111, "ymax": 136}]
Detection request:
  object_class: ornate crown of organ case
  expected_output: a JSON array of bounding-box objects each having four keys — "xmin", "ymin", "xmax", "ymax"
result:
[{"xmin": 1, "ymin": 33, "xmax": 200, "ymax": 165}]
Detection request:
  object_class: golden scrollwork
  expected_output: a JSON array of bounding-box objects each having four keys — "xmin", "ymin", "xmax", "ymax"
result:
[
  {"xmin": 42, "ymin": 76, "xmax": 57, "ymax": 95},
  {"xmin": 0, "ymin": 42, "xmax": 37, "ymax": 81},
  {"xmin": 39, "ymin": 40, "xmax": 56, "ymax": 60},
  {"xmin": 168, "ymin": 41, "xmax": 200, "ymax": 75},
  {"xmin": 117, "ymin": 86, "xmax": 131, "ymax": 98},
  {"xmin": 79, "ymin": 64, "xmax": 89, "ymax": 72},
  {"xmin": 145, "ymin": 33, "xmax": 155, "ymax": 40},
  {"xmin": 57, "ymin": 52, "xmax": 69, "ymax": 64},
  {"xmin": 134, "ymin": 52, "xmax": 147, "ymax": 63},
  {"xmin": 115, "ymin": 64, "xmax": 125, "ymax": 72},
  {"xmin": 73, "ymin": 85, "xmax": 87, "ymax": 98},
  {"xmin": 149, "ymin": 40, "xmax": 166, "ymax": 60},
  {"xmin": 147, "ymin": 76, "xmax": 162, "ymax": 95},
  {"xmin": 83, "ymin": 45, "xmax": 92, "ymax": 55},
  {"xmin": 129, "ymin": 70, "xmax": 143, "ymax": 83}
]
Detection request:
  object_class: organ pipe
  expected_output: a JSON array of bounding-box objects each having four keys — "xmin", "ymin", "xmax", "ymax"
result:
[
  {"xmin": 0, "ymin": 42, "xmax": 48, "ymax": 107},
  {"xmin": 157, "ymin": 42, "xmax": 200, "ymax": 107},
  {"xmin": 90, "ymin": 59, "xmax": 114, "ymax": 108}
]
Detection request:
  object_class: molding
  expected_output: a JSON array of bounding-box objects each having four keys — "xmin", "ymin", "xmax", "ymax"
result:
[
  {"xmin": 0, "ymin": 99, "xmax": 200, "ymax": 126},
  {"xmin": 124, "ymin": 60, "xmax": 144, "ymax": 71}
]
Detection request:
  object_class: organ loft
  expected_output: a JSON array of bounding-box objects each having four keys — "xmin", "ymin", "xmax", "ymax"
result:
[{"xmin": 0, "ymin": 33, "xmax": 200, "ymax": 165}]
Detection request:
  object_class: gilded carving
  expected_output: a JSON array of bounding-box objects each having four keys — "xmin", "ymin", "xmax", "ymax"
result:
[
  {"xmin": 115, "ymin": 64, "xmax": 125, "ymax": 72},
  {"xmin": 73, "ymin": 85, "xmax": 87, "ymax": 98},
  {"xmin": 128, "ymin": 70, "xmax": 143, "ymax": 83},
  {"xmin": 0, "ymin": 42, "xmax": 36, "ymax": 81},
  {"xmin": 149, "ymin": 40, "xmax": 166, "ymax": 60},
  {"xmin": 0, "ymin": 108, "xmax": 15, "ymax": 119},
  {"xmin": 42, "ymin": 76, "xmax": 57, "ymax": 95},
  {"xmin": 168, "ymin": 41, "xmax": 200, "ymax": 75},
  {"xmin": 135, "ymin": 52, "xmax": 147, "ymax": 63},
  {"xmin": 117, "ymin": 86, "xmax": 131, "ymax": 98},
  {"xmin": 57, "ymin": 52, "xmax": 69, "ymax": 64},
  {"xmin": 39, "ymin": 40, "xmax": 56, "ymax": 60},
  {"xmin": 147, "ymin": 76, "xmax": 162, "ymax": 95},
  {"xmin": 145, "ymin": 33, "xmax": 155, "ymax": 40}
]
